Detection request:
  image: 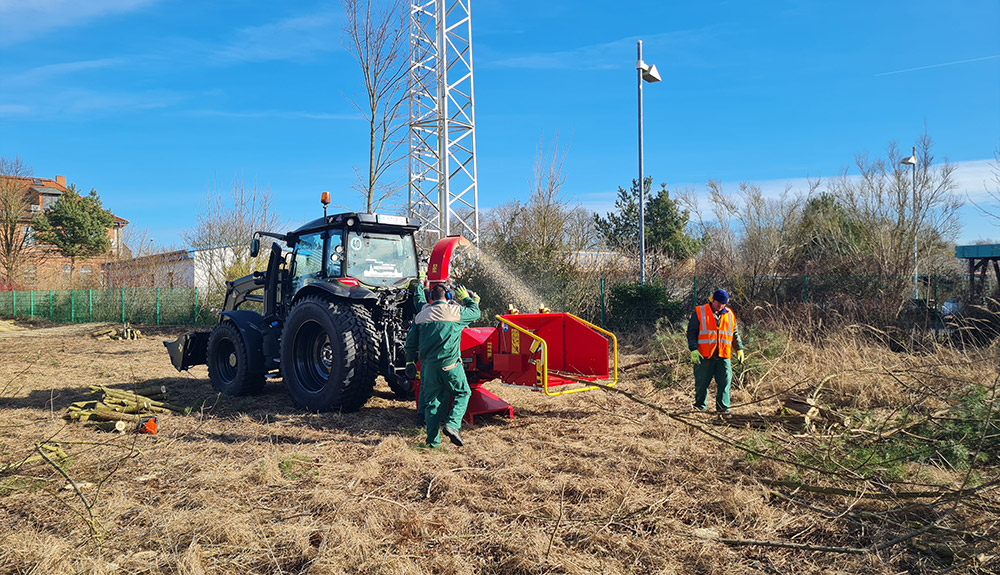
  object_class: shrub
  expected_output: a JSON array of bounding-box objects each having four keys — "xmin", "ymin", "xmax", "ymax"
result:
[{"xmin": 607, "ymin": 281, "xmax": 683, "ymax": 330}]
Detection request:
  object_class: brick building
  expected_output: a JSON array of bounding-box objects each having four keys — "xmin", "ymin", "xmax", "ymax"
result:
[{"xmin": 1, "ymin": 174, "xmax": 128, "ymax": 289}]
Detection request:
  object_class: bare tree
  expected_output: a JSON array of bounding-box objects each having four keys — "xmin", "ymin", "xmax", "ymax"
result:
[
  {"xmin": 182, "ymin": 175, "xmax": 284, "ymax": 302},
  {"xmin": 828, "ymin": 135, "xmax": 960, "ymax": 302},
  {"xmin": 971, "ymin": 144, "xmax": 1000, "ymax": 225},
  {"xmin": 0, "ymin": 156, "xmax": 34, "ymax": 286},
  {"xmin": 482, "ymin": 135, "xmax": 598, "ymax": 270},
  {"xmin": 697, "ymin": 180, "xmax": 803, "ymax": 302},
  {"xmin": 342, "ymin": 0, "xmax": 409, "ymax": 212}
]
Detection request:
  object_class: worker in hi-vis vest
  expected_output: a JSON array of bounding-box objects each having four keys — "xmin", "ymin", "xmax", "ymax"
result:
[{"xmin": 686, "ymin": 289, "xmax": 744, "ymax": 413}]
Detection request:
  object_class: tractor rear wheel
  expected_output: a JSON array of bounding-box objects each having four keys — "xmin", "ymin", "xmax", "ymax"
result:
[
  {"xmin": 280, "ymin": 295, "xmax": 378, "ymax": 412},
  {"xmin": 207, "ymin": 321, "xmax": 265, "ymax": 395}
]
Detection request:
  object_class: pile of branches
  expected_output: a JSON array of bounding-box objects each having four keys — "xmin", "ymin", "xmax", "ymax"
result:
[
  {"xmin": 596, "ymin": 365, "xmax": 1000, "ymax": 571},
  {"xmin": 716, "ymin": 396, "xmax": 847, "ymax": 433},
  {"xmin": 65, "ymin": 385, "xmax": 186, "ymax": 432}
]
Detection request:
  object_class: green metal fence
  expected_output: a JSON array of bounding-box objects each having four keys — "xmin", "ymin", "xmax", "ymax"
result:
[
  {"xmin": 0, "ymin": 274, "xmax": 974, "ymax": 329},
  {"xmin": 0, "ymin": 287, "xmax": 216, "ymax": 326}
]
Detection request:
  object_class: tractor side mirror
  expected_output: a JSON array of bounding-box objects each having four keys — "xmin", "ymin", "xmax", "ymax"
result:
[{"xmin": 249, "ymin": 237, "xmax": 260, "ymax": 258}]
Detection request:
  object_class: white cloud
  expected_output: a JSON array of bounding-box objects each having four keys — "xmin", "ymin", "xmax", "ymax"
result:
[
  {"xmin": 184, "ymin": 109, "xmax": 359, "ymax": 121},
  {"xmin": 0, "ymin": 88, "xmax": 184, "ymax": 118},
  {"xmin": 577, "ymin": 159, "xmax": 998, "ymax": 219},
  {"xmin": 486, "ymin": 27, "xmax": 722, "ymax": 71},
  {"xmin": 1, "ymin": 57, "xmax": 128, "ymax": 85},
  {"xmin": 0, "ymin": 0, "xmax": 159, "ymax": 46},
  {"xmin": 214, "ymin": 13, "xmax": 343, "ymax": 63},
  {"xmin": 0, "ymin": 104, "xmax": 31, "ymax": 117}
]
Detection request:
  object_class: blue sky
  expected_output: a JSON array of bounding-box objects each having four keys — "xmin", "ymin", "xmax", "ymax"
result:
[{"xmin": 1, "ymin": 0, "xmax": 998, "ymax": 249}]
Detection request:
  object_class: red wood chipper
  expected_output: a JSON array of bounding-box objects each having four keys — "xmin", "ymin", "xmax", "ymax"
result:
[{"xmin": 416, "ymin": 235, "xmax": 619, "ymax": 424}]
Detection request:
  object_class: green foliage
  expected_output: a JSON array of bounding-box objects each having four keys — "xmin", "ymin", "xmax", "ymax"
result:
[
  {"xmin": 0, "ymin": 476, "xmax": 48, "ymax": 495},
  {"xmin": 277, "ymin": 454, "xmax": 317, "ymax": 480},
  {"xmin": 738, "ymin": 431, "xmax": 780, "ymax": 463},
  {"xmin": 593, "ymin": 176, "xmax": 700, "ymax": 258},
  {"xmin": 607, "ymin": 281, "xmax": 683, "ymax": 329},
  {"xmin": 795, "ymin": 384, "xmax": 998, "ymax": 483},
  {"xmin": 32, "ymin": 184, "xmax": 115, "ymax": 262},
  {"xmin": 650, "ymin": 331, "xmax": 688, "ymax": 389},
  {"xmin": 902, "ymin": 384, "xmax": 999, "ymax": 470},
  {"xmin": 730, "ymin": 326, "xmax": 786, "ymax": 386}
]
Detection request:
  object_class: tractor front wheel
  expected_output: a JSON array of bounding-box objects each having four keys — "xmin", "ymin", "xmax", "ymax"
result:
[
  {"xmin": 206, "ymin": 321, "xmax": 265, "ymax": 395},
  {"xmin": 280, "ymin": 295, "xmax": 378, "ymax": 412}
]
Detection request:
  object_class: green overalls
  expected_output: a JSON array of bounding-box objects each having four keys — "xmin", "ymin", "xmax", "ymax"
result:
[{"xmin": 404, "ymin": 296, "xmax": 481, "ymax": 447}]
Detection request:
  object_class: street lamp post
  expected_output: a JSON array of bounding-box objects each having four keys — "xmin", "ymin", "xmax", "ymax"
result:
[
  {"xmin": 900, "ymin": 146, "xmax": 918, "ymax": 299},
  {"xmin": 636, "ymin": 40, "xmax": 660, "ymax": 284}
]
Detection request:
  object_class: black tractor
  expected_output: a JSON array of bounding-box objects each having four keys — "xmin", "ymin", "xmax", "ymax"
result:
[{"xmin": 165, "ymin": 210, "xmax": 422, "ymax": 412}]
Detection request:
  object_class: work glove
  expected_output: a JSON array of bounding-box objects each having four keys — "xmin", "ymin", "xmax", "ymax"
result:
[
  {"xmin": 469, "ymin": 290, "xmax": 481, "ymax": 304},
  {"xmin": 409, "ymin": 270, "xmax": 427, "ymax": 290},
  {"xmin": 736, "ymin": 349, "xmax": 745, "ymax": 364},
  {"xmin": 454, "ymin": 285, "xmax": 469, "ymax": 302},
  {"xmin": 405, "ymin": 362, "xmax": 417, "ymax": 380},
  {"xmin": 690, "ymin": 350, "xmax": 701, "ymax": 365}
]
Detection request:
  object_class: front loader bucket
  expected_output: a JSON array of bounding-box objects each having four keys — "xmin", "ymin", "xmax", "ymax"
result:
[
  {"xmin": 493, "ymin": 313, "xmax": 618, "ymax": 396},
  {"xmin": 163, "ymin": 331, "xmax": 210, "ymax": 371}
]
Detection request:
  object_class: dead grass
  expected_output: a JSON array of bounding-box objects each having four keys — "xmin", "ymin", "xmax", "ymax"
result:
[{"xmin": 0, "ymin": 321, "xmax": 997, "ymax": 574}]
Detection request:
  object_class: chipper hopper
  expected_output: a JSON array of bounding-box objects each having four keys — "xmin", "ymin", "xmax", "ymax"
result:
[{"xmin": 164, "ymin": 198, "xmax": 616, "ymax": 421}]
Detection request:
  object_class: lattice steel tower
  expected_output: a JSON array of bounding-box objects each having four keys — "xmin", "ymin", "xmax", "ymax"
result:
[{"xmin": 407, "ymin": 0, "xmax": 479, "ymax": 244}]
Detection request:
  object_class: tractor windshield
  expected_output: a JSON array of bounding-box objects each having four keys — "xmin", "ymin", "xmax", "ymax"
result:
[{"xmin": 345, "ymin": 231, "xmax": 418, "ymax": 287}]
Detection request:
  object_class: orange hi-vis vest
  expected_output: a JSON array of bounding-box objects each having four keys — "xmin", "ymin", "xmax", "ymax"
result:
[{"xmin": 696, "ymin": 303, "xmax": 735, "ymax": 359}]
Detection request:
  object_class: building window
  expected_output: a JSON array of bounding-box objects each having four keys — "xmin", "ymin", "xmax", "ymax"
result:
[
  {"xmin": 42, "ymin": 195, "xmax": 58, "ymax": 209},
  {"xmin": 22, "ymin": 264, "xmax": 36, "ymax": 285},
  {"xmin": 62, "ymin": 265, "xmax": 71, "ymax": 276},
  {"xmin": 23, "ymin": 226, "xmax": 35, "ymax": 246},
  {"xmin": 81, "ymin": 265, "xmax": 92, "ymax": 277}
]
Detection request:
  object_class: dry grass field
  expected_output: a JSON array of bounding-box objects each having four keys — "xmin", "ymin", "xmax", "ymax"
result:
[{"xmin": 1, "ymin": 319, "xmax": 997, "ymax": 574}]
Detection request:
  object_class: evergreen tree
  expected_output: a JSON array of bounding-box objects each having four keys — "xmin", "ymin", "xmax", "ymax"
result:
[
  {"xmin": 594, "ymin": 176, "xmax": 700, "ymax": 259},
  {"xmin": 33, "ymin": 184, "xmax": 115, "ymax": 284}
]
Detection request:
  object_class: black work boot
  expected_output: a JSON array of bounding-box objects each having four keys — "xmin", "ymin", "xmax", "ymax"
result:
[{"xmin": 442, "ymin": 426, "xmax": 464, "ymax": 446}]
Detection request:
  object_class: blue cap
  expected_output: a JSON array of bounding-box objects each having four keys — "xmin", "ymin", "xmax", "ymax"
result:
[{"xmin": 712, "ymin": 289, "xmax": 729, "ymax": 304}]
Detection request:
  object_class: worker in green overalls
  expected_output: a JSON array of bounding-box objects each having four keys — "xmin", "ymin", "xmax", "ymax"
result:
[{"xmin": 404, "ymin": 283, "xmax": 481, "ymax": 447}]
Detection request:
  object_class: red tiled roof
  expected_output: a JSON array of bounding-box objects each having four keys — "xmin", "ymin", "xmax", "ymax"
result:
[{"xmin": 0, "ymin": 174, "xmax": 127, "ymax": 225}]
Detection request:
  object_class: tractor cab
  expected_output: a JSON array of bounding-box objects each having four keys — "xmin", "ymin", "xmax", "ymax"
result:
[{"xmin": 281, "ymin": 213, "xmax": 420, "ymax": 297}]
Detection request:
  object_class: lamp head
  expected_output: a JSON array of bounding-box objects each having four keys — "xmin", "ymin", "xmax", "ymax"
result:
[{"xmin": 641, "ymin": 63, "xmax": 662, "ymax": 83}]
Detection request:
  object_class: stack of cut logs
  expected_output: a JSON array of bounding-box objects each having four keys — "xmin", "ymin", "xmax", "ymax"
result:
[
  {"xmin": 65, "ymin": 385, "xmax": 185, "ymax": 432},
  {"xmin": 91, "ymin": 324, "xmax": 143, "ymax": 340}
]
